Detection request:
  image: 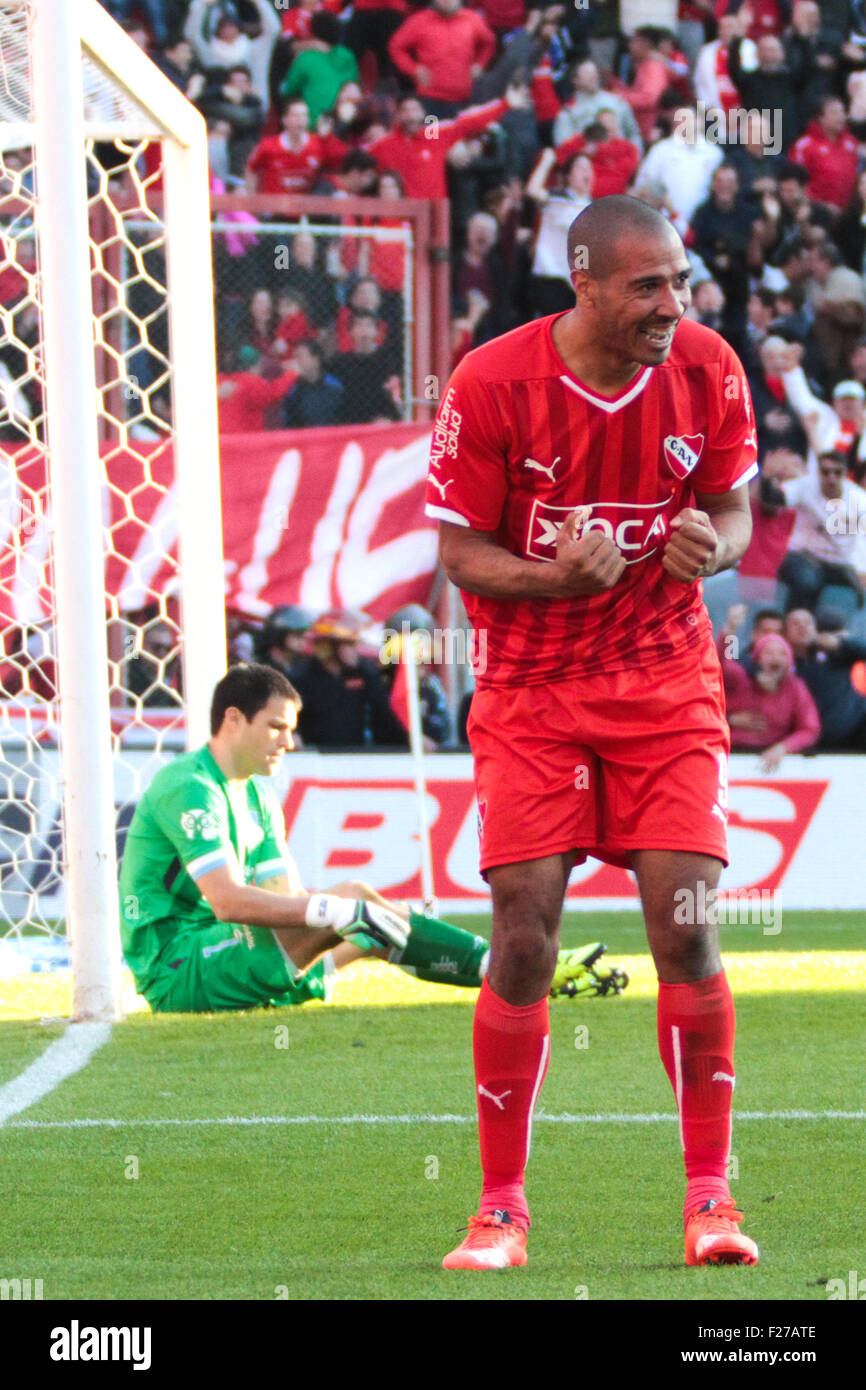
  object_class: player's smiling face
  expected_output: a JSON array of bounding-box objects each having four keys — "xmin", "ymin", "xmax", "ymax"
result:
[{"xmin": 589, "ymin": 231, "xmax": 691, "ymax": 368}]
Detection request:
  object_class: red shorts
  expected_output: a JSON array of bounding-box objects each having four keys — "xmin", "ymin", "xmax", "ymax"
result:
[{"xmin": 468, "ymin": 640, "xmax": 730, "ymax": 873}]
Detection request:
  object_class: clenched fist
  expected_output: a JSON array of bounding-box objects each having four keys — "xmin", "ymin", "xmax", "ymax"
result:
[
  {"xmin": 554, "ymin": 506, "xmax": 626, "ymax": 596},
  {"xmin": 663, "ymin": 508, "xmax": 722, "ymax": 583}
]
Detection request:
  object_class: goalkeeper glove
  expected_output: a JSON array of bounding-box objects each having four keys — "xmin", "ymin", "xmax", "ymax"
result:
[{"xmin": 304, "ymin": 894, "xmax": 409, "ymax": 954}]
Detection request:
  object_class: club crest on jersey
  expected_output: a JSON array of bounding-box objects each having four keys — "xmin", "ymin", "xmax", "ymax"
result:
[
  {"xmin": 525, "ymin": 497, "xmax": 672, "ymax": 565},
  {"xmin": 663, "ymin": 432, "xmax": 704, "ymax": 480},
  {"xmin": 180, "ymin": 809, "xmax": 220, "ymax": 841}
]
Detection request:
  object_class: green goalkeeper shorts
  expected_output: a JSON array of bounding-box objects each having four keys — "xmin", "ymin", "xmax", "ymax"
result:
[{"xmin": 144, "ymin": 921, "xmax": 331, "ymax": 1014}]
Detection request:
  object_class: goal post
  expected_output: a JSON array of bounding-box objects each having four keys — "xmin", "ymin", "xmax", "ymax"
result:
[
  {"xmin": 75, "ymin": 0, "xmax": 227, "ymax": 749},
  {"xmin": 0, "ymin": 0, "xmax": 225, "ymax": 1020}
]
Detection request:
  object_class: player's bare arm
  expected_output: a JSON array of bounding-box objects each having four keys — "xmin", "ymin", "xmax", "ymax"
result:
[
  {"xmin": 194, "ymin": 863, "xmax": 409, "ymax": 971},
  {"xmin": 195, "ymin": 863, "xmax": 333, "ymax": 934},
  {"xmin": 439, "ymin": 506, "xmax": 626, "ymax": 600},
  {"xmin": 662, "ymin": 486, "xmax": 753, "ymax": 583}
]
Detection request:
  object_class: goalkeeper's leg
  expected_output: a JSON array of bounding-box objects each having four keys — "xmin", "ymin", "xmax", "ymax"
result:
[
  {"xmin": 324, "ymin": 879, "xmax": 489, "ymax": 986},
  {"xmin": 323, "ymin": 880, "xmax": 625, "ymax": 996}
]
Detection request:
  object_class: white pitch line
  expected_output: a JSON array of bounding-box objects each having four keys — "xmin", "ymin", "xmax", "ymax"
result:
[
  {"xmin": 0, "ymin": 1022, "xmax": 112, "ymax": 1126},
  {"xmin": 4, "ymin": 1108, "xmax": 864, "ymax": 1131}
]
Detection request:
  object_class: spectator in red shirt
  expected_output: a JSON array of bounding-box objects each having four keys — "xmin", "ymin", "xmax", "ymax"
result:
[
  {"xmin": 555, "ymin": 116, "xmax": 640, "ymax": 198},
  {"xmin": 614, "ymin": 27, "xmax": 671, "ymax": 144},
  {"xmin": 367, "ymin": 169, "xmax": 409, "ymax": 293},
  {"xmin": 713, "ymin": 0, "xmax": 790, "ymax": 41},
  {"xmin": 245, "ymin": 98, "xmax": 348, "ymax": 194},
  {"xmin": 388, "ymin": 0, "xmax": 498, "ymax": 118},
  {"xmin": 279, "ymin": 0, "xmax": 343, "ymax": 42},
  {"xmin": 217, "ymin": 348, "xmax": 298, "ymax": 433},
  {"xmin": 475, "ymin": 0, "xmax": 526, "ymax": 40},
  {"xmin": 335, "ymin": 278, "xmax": 389, "ymax": 352},
  {"xmin": 790, "ymin": 95, "xmax": 860, "ymax": 213},
  {"xmin": 271, "ymin": 290, "xmax": 317, "ymax": 360},
  {"xmin": 366, "ymin": 84, "xmax": 529, "ymax": 200}
]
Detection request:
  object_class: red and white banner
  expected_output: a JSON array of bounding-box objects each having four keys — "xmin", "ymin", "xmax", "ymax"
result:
[
  {"xmin": 274, "ymin": 752, "xmax": 863, "ymax": 913},
  {"xmin": 3, "ymin": 750, "xmax": 863, "ymax": 920},
  {"xmin": 0, "ymin": 423, "xmax": 436, "ymax": 626}
]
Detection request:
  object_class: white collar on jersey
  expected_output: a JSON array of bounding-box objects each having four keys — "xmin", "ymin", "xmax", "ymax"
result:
[{"xmin": 558, "ymin": 368, "xmax": 654, "ymax": 414}]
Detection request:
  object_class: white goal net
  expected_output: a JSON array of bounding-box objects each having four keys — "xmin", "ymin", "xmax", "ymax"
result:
[{"xmin": 0, "ymin": 0, "xmax": 225, "ymax": 1019}]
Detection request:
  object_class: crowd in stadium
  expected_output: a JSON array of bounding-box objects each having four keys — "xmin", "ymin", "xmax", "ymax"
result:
[{"xmin": 4, "ymin": 0, "xmax": 866, "ymax": 756}]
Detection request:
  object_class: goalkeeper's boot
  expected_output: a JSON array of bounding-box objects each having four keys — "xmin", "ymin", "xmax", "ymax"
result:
[
  {"xmin": 442, "ymin": 1211, "xmax": 528, "ymax": 1270},
  {"xmin": 550, "ymin": 943, "xmax": 629, "ymax": 998},
  {"xmin": 684, "ymin": 1199, "xmax": 759, "ymax": 1267}
]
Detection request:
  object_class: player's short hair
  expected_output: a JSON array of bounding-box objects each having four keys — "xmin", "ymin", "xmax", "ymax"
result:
[
  {"xmin": 566, "ymin": 195, "xmax": 679, "ymax": 283},
  {"xmin": 210, "ymin": 664, "xmax": 301, "ymax": 735}
]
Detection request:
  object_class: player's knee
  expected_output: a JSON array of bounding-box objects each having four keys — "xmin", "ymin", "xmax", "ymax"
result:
[
  {"xmin": 493, "ymin": 882, "xmax": 560, "ymax": 939},
  {"xmin": 651, "ymin": 921, "xmax": 719, "ymax": 978},
  {"xmin": 495, "ymin": 930, "xmax": 557, "ymax": 978}
]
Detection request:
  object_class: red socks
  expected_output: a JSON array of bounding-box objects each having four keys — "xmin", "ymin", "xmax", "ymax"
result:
[
  {"xmin": 657, "ymin": 970, "xmax": 736, "ymax": 1225},
  {"xmin": 473, "ymin": 977, "xmax": 550, "ymax": 1229},
  {"xmin": 471, "ymin": 971, "xmax": 735, "ymax": 1232}
]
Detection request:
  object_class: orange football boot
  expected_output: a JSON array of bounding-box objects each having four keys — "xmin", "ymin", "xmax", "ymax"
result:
[
  {"xmin": 685, "ymin": 1199, "xmax": 759, "ymax": 1267},
  {"xmin": 442, "ymin": 1212, "xmax": 528, "ymax": 1270}
]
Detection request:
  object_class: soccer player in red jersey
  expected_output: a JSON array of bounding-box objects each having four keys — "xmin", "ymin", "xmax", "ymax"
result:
[{"xmin": 426, "ymin": 194, "xmax": 761, "ymax": 1271}]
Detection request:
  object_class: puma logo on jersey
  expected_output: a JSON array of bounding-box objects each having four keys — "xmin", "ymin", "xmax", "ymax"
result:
[
  {"xmin": 663, "ymin": 432, "xmax": 705, "ymax": 480},
  {"xmin": 478, "ymin": 1084, "xmax": 511, "ymax": 1110},
  {"xmin": 712, "ymin": 1071, "xmax": 736, "ymax": 1087},
  {"xmin": 428, "ymin": 475, "xmax": 454, "ymax": 500},
  {"xmin": 524, "ymin": 455, "xmax": 561, "ymax": 483}
]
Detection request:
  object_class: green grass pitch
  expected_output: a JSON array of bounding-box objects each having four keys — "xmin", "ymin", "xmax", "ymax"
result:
[{"xmin": 0, "ymin": 911, "xmax": 864, "ymax": 1302}]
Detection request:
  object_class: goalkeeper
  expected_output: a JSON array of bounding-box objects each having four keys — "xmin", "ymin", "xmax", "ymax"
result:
[{"xmin": 119, "ymin": 664, "xmax": 627, "ymax": 1013}]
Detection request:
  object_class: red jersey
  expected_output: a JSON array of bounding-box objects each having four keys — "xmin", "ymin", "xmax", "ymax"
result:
[
  {"xmin": 790, "ymin": 120, "xmax": 859, "ymax": 211},
  {"xmin": 247, "ymin": 132, "xmax": 349, "ymax": 194},
  {"xmin": 555, "ymin": 132, "xmax": 640, "ymax": 198},
  {"xmin": 280, "ymin": 1, "xmax": 344, "ymax": 36},
  {"xmin": 425, "ymin": 315, "xmax": 758, "ymax": 687},
  {"xmin": 272, "ymin": 311, "xmax": 315, "ymax": 355},
  {"xmin": 368, "ymin": 99, "xmax": 507, "ymax": 200}
]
